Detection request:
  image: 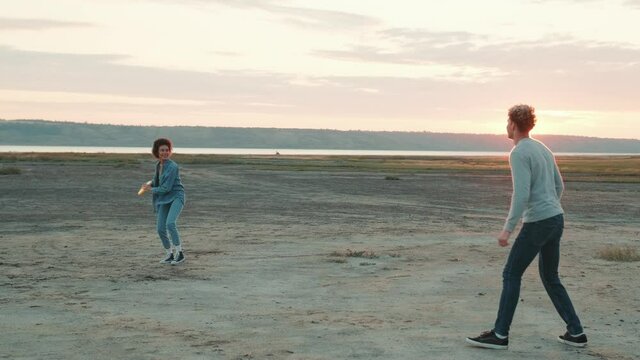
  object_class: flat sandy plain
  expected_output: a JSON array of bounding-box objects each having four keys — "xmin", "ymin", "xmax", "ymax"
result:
[{"xmin": 1, "ymin": 154, "xmax": 639, "ymax": 360}]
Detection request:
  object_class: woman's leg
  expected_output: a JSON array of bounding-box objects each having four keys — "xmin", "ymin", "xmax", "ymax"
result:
[
  {"xmin": 156, "ymin": 203, "xmax": 172, "ymax": 250},
  {"xmin": 165, "ymin": 199, "xmax": 184, "ymax": 248}
]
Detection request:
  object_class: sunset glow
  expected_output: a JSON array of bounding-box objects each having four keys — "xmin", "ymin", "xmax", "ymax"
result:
[{"xmin": 1, "ymin": 0, "xmax": 639, "ymax": 139}]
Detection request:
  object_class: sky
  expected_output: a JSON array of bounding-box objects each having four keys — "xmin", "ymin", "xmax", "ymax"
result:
[{"xmin": 1, "ymin": 0, "xmax": 640, "ymax": 139}]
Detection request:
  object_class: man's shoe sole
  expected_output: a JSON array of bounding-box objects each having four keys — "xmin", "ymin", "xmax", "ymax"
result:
[
  {"xmin": 465, "ymin": 338, "xmax": 508, "ymax": 350},
  {"xmin": 171, "ymin": 259, "xmax": 185, "ymax": 265},
  {"xmin": 558, "ymin": 337, "xmax": 587, "ymax": 348}
]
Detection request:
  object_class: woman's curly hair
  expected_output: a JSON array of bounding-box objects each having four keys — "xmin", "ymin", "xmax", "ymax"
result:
[
  {"xmin": 508, "ymin": 104, "xmax": 536, "ymax": 132},
  {"xmin": 152, "ymin": 138, "xmax": 173, "ymax": 158}
]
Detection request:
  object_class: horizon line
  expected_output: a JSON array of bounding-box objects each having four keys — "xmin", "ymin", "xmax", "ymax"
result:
[{"xmin": 2, "ymin": 118, "xmax": 640, "ymax": 142}]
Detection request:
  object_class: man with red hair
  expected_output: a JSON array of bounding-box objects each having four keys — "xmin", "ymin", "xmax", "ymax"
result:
[{"xmin": 466, "ymin": 104, "xmax": 586, "ymax": 350}]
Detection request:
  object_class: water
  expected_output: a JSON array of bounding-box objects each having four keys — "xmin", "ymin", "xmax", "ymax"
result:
[{"xmin": 0, "ymin": 145, "xmax": 637, "ymax": 157}]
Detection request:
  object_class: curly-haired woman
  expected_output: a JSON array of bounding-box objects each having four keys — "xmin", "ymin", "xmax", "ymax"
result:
[{"xmin": 141, "ymin": 138, "xmax": 186, "ymax": 265}]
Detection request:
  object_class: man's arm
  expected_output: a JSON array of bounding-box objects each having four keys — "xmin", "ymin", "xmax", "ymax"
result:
[
  {"xmin": 503, "ymin": 151, "xmax": 531, "ymax": 233},
  {"xmin": 553, "ymin": 160, "xmax": 564, "ymax": 199}
]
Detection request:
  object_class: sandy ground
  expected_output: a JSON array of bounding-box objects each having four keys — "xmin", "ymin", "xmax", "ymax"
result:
[{"xmin": 1, "ymin": 159, "xmax": 639, "ymax": 360}]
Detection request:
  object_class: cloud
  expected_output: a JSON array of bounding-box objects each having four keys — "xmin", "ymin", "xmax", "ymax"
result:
[
  {"xmin": 0, "ymin": 45, "xmax": 497, "ymax": 120},
  {"xmin": 315, "ymin": 30, "xmax": 640, "ymax": 82},
  {"xmin": 154, "ymin": 0, "xmax": 380, "ymax": 29},
  {"xmin": 311, "ymin": 29, "xmax": 640, "ymax": 112},
  {"xmin": 210, "ymin": 50, "xmax": 242, "ymax": 57},
  {"xmin": 381, "ymin": 28, "xmax": 487, "ymax": 45},
  {"xmin": 0, "ymin": 17, "xmax": 93, "ymax": 30},
  {"xmin": 527, "ymin": 0, "xmax": 601, "ymax": 3},
  {"xmin": 625, "ymin": 0, "xmax": 640, "ymax": 8},
  {"xmin": 1, "ymin": 43, "xmax": 638, "ymax": 131},
  {"xmin": 0, "ymin": 46, "xmax": 288, "ymax": 101},
  {"xmin": 262, "ymin": 4, "xmax": 380, "ymax": 29},
  {"xmin": 0, "ymin": 89, "xmax": 207, "ymax": 106},
  {"xmin": 313, "ymin": 29, "xmax": 492, "ymax": 68},
  {"xmin": 528, "ymin": 0, "xmax": 639, "ymax": 8}
]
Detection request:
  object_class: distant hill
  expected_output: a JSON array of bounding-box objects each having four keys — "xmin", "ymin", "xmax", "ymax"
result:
[{"xmin": 2, "ymin": 119, "xmax": 640, "ymax": 153}]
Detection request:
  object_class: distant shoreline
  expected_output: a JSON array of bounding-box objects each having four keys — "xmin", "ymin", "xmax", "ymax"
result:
[
  {"xmin": 1, "ymin": 145, "xmax": 638, "ymax": 157},
  {"xmin": 3, "ymin": 120, "xmax": 640, "ymax": 153}
]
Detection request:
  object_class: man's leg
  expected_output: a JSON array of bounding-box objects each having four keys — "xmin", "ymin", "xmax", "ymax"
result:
[
  {"xmin": 538, "ymin": 215, "xmax": 584, "ymax": 336},
  {"xmin": 493, "ymin": 223, "xmax": 542, "ymax": 336}
]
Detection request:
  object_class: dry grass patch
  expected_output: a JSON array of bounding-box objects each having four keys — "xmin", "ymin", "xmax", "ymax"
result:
[
  {"xmin": 0, "ymin": 166, "xmax": 21, "ymax": 175},
  {"xmin": 3, "ymin": 153, "xmax": 638, "ymax": 182},
  {"xmin": 330, "ymin": 249, "xmax": 379, "ymax": 259},
  {"xmin": 596, "ymin": 245, "xmax": 640, "ymax": 262}
]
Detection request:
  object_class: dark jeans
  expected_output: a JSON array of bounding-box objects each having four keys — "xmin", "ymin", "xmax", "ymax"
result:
[{"xmin": 494, "ymin": 214, "xmax": 583, "ymax": 336}]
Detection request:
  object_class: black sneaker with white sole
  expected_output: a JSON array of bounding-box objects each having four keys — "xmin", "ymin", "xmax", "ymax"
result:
[
  {"xmin": 466, "ymin": 330, "xmax": 508, "ymax": 350},
  {"xmin": 160, "ymin": 253, "xmax": 174, "ymax": 264},
  {"xmin": 558, "ymin": 332, "xmax": 587, "ymax": 347},
  {"xmin": 171, "ymin": 251, "xmax": 185, "ymax": 265}
]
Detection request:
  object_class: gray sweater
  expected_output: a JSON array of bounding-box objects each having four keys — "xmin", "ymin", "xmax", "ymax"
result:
[{"xmin": 504, "ymin": 138, "xmax": 564, "ymax": 232}]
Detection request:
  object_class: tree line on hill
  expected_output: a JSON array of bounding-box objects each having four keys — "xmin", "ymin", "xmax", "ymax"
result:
[{"xmin": 2, "ymin": 119, "xmax": 640, "ymax": 153}]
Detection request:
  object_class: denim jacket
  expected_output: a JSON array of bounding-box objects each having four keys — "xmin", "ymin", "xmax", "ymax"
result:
[{"xmin": 151, "ymin": 159, "xmax": 185, "ymax": 212}]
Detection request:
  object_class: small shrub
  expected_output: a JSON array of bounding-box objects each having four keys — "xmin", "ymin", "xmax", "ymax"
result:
[
  {"xmin": 0, "ymin": 167, "xmax": 21, "ymax": 175},
  {"xmin": 330, "ymin": 249, "xmax": 378, "ymax": 259},
  {"xmin": 326, "ymin": 258, "xmax": 347, "ymax": 264},
  {"xmin": 596, "ymin": 245, "xmax": 640, "ymax": 262},
  {"xmin": 385, "ymin": 176, "xmax": 400, "ymax": 180}
]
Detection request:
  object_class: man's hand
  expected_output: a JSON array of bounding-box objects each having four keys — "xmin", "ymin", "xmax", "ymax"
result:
[{"xmin": 497, "ymin": 230, "xmax": 511, "ymax": 247}]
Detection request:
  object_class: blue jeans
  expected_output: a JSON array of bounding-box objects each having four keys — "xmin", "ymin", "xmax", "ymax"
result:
[
  {"xmin": 156, "ymin": 199, "xmax": 184, "ymax": 249},
  {"xmin": 494, "ymin": 214, "xmax": 583, "ymax": 336}
]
